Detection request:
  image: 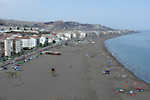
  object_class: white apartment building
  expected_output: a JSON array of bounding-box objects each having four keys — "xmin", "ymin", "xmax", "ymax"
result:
[
  {"xmin": 4, "ymin": 40, "xmax": 12, "ymax": 56},
  {"xmin": 30, "ymin": 37, "xmax": 40, "ymax": 47},
  {"xmin": 11, "ymin": 39, "xmax": 22, "ymax": 54},
  {"xmin": 21, "ymin": 37, "xmax": 39, "ymax": 49},
  {"xmin": 4, "ymin": 39, "xmax": 22, "ymax": 56},
  {"xmin": 21, "ymin": 38, "xmax": 33, "ymax": 48},
  {"xmin": 71, "ymin": 33, "xmax": 77, "ymax": 38},
  {"xmin": 64, "ymin": 33, "xmax": 71, "ymax": 39},
  {"xmin": 46, "ymin": 34, "xmax": 55, "ymax": 43},
  {"xmin": 30, "ymin": 38, "xmax": 37, "ymax": 47},
  {"xmin": 79, "ymin": 32, "xmax": 86, "ymax": 38},
  {"xmin": 48, "ymin": 38, "xmax": 53, "ymax": 43},
  {"xmin": 40, "ymin": 36, "xmax": 48, "ymax": 45}
]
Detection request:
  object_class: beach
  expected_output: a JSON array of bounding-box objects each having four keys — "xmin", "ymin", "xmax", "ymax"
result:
[{"xmin": 0, "ymin": 34, "xmax": 150, "ymax": 100}]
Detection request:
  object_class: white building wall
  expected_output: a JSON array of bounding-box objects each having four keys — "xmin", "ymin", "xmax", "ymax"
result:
[
  {"xmin": 40, "ymin": 37, "xmax": 48, "ymax": 45},
  {"xmin": 80, "ymin": 32, "xmax": 86, "ymax": 38},
  {"xmin": 48, "ymin": 38, "xmax": 53, "ymax": 43},
  {"xmin": 28, "ymin": 39, "xmax": 34, "ymax": 48},
  {"xmin": 64, "ymin": 33, "xmax": 71, "ymax": 39},
  {"xmin": 15, "ymin": 40, "xmax": 22, "ymax": 53},
  {"xmin": 40, "ymin": 37, "xmax": 46, "ymax": 45},
  {"xmin": 72, "ymin": 33, "xmax": 77, "ymax": 38},
  {"xmin": 4, "ymin": 40, "xmax": 12, "ymax": 56},
  {"xmin": 21, "ymin": 39, "xmax": 29, "ymax": 48},
  {"xmin": 30, "ymin": 38, "xmax": 37, "ymax": 47},
  {"xmin": 21, "ymin": 38, "xmax": 37, "ymax": 48}
]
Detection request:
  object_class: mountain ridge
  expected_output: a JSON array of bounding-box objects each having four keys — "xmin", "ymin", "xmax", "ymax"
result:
[{"xmin": 0, "ymin": 19, "xmax": 114, "ymax": 31}]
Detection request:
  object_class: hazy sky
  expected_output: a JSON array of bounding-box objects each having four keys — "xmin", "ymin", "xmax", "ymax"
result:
[{"xmin": 0, "ymin": 0, "xmax": 150, "ymax": 30}]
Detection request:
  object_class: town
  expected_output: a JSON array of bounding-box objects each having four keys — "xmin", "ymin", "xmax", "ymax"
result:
[
  {"xmin": 0, "ymin": 25, "xmax": 133, "ymax": 61},
  {"xmin": 0, "ymin": 0, "xmax": 149, "ymax": 99}
]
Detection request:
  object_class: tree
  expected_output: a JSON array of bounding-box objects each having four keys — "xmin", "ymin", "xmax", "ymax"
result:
[
  {"xmin": 52, "ymin": 40, "xmax": 56, "ymax": 44},
  {"xmin": 40, "ymin": 43, "xmax": 43, "ymax": 47},
  {"xmin": 17, "ymin": 27, "xmax": 20, "ymax": 30}
]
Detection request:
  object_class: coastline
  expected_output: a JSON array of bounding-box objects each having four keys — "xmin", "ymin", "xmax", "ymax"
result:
[
  {"xmin": 104, "ymin": 33, "xmax": 150, "ymax": 85},
  {"xmin": 84, "ymin": 32, "xmax": 150, "ymax": 100},
  {"xmin": 0, "ymin": 32, "xmax": 150, "ymax": 100}
]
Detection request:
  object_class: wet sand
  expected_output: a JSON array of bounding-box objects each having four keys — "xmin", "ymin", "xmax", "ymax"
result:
[{"xmin": 0, "ymin": 34, "xmax": 150, "ymax": 100}]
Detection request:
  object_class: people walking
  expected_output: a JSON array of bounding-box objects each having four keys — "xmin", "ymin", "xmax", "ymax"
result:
[{"xmin": 51, "ymin": 68, "xmax": 55, "ymax": 77}]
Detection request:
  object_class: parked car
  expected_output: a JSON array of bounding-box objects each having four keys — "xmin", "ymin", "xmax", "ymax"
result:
[
  {"xmin": 15, "ymin": 66, "xmax": 22, "ymax": 71},
  {"xmin": 29, "ymin": 57, "xmax": 33, "ymax": 60},
  {"xmin": 11, "ymin": 65, "xmax": 22, "ymax": 71},
  {"xmin": 15, "ymin": 64, "xmax": 20, "ymax": 66},
  {"xmin": 2, "ymin": 66, "xmax": 7, "ymax": 70},
  {"xmin": 24, "ymin": 59, "xmax": 28, "ymax": 62},
  {"xmin": 41, "ymin": 51, "xmax": 45, "ymax": 54},
  {"xmin": 34, "ymin": 56, "xmax": 38, "ymax": 58},
  {"xmin": 11, "ymin": 65, "xmax": 17, "ymax": 68},
  {"xmin": 12, "ymin": 61, "xmax": 16, "ymax": 63},
  {"xmin": 27, "ymin": 58, "xmax": 30, "ymax": 60},
  {"xmin": 15, "ymin": 68, "xmax": 22, "ymax": 71}
]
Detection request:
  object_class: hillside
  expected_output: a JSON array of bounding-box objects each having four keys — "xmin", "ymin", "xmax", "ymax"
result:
[
  {"xmin": 44, "ymin": 21, "xmax": 114, "ymax": 31},
  {"xmin": 0, "ymin": 19, "xmax": 6, "ymax": 25},
  {"xmin": 0, "ymin": 19, "xmax": 114, "ymax": 31}
]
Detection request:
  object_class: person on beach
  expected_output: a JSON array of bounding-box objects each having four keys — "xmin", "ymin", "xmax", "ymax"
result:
[
  {"xmin": 105, "ymin": 68, "xmax": 110, "ymax": 74},
  {"xmin": 51, "ymin": 68, "xmax": 55, "ymax": 77}
]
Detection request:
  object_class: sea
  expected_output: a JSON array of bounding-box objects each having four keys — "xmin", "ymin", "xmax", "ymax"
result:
[{"xmin": 105, "ymin": 31, "xmax": 150, "ymax": 83}]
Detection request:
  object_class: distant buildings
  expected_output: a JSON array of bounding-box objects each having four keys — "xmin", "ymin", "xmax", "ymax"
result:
[
  {"xmin": 79, "ymin": 32, "xmax": 86, "ymax": 39},
  {"xmin": 64, "ymin": 33, "xmax": 72, "ymax": 39},
  {"xmin": 0, "ymin": 30, "xmax": 93, "ymax": 58},
  {"xmin": 0, "ymin": 26, "xmax": 39, "ymax": 33},
  {"xmin": 71, "ymin": 33, "xmax": 77, "ymax": 38}
]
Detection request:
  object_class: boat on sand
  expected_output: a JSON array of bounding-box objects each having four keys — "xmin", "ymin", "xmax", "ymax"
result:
[{"xmin": 45, "ymin": 51, "xmax": 61, "ymax": 55}]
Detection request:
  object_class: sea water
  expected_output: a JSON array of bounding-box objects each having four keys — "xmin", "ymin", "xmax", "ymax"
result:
[{"xmin": 105, "ymin": 31, "xmax": 150, "ymax": 83}]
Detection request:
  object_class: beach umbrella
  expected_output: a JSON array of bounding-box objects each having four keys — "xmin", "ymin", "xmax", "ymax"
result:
[
  {"xmin": 129, "ymin": 90, "xmax": 134, "ymax": 96},
  {"xmin": 107, "ymin": 62, "xmax": 112, "ymax": 66}
]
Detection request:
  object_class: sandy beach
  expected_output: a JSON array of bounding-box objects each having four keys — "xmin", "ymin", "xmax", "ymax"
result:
[{"xmin": 0, "ymin": 34, "xmax": 150, "ymax": 100}]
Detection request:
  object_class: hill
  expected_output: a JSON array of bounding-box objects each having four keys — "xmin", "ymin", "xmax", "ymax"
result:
[
  {"xmin": 0, "ymin": 19, "xmax": 114, "ymax": 31},
  {"xmin": 0, "ymin": 19, "xmax": 6, "ymax": 25},
  {"xmin": 44, "ymin": 21, "xmax": 114, "ymax": 31}
]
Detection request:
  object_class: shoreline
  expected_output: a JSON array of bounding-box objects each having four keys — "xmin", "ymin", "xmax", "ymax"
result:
[
  {"xmin": 87, "ymin": 33, "xmax": 150, "ymax": 100},
  {"xmin": 103, "ymin": 33, "xmax": 150, "ymax": 85},
  {"xmin": 0, "ymin": 32, "xmax": 150, "ymax": 100}
]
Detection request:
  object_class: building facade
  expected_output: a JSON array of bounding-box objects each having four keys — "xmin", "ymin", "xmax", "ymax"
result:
[
  {"xmin": 11, "ymin": 39, "xmax": 22, "ymax": 54},
  {"xmin": 4, "ymin": 40, "xmax": 12, "ymax": 56},
  {"xmin": 21, "ymin": 37, "xmax": 40, "ymax": 49},
  {"xmin": 40, "ymin": 36, "xmax": 48, "ymax": 45},
  {"xmin": 0, "ymin": 41, "xmax": 4, "ymax": 57},
  {"xmin": 21, "ymin": 38, "xmax": 33, "ymax": 49}
]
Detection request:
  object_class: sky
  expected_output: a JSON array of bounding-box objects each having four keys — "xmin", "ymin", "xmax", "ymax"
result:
[{"xmin": 0, "ymin": 0, "xmax": 150, "ymax": 30}]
